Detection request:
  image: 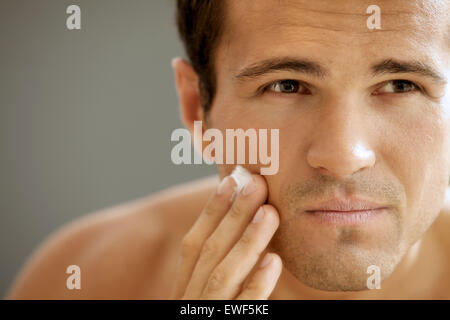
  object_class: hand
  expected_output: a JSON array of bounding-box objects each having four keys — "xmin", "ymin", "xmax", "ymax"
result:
[{"xmin": 170, "ymin": 171, "xmax": 282, "ymax": 300}]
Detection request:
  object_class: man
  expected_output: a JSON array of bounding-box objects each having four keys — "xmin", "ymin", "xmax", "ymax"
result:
[{"xmin": 6, "ymin": 0, "xmax": 450, "ymax": 299}]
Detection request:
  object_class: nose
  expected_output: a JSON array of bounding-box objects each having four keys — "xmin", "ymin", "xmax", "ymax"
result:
[{"xmin": 306, "ymin": 99, "xmax": 376, "ymax": 180}]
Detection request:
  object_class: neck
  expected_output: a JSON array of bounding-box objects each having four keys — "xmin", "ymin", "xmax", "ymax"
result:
[{"xmin": 269, "ymin": 222, "xmax": 445, "ymax": 299}]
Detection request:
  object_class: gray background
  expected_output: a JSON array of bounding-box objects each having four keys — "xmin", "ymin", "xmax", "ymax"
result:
[{"xmin": 0, "ymin": 0, "xmax": 215, "ymax": 297}]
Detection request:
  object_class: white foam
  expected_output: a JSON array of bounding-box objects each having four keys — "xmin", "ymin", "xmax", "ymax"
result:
[{"xmin": 230, "ymin": 165, "xmax": 252, "ymax": 194}]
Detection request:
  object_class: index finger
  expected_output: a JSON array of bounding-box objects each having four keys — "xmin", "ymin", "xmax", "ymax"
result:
[{"xmin": 172, "ymin": 174, "xmax": 237, "ymax": 298}]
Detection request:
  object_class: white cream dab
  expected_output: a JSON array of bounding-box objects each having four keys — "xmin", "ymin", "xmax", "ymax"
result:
[{"xmin": 230, "ymin": 165, "xmax": 252, "ymax": 194}]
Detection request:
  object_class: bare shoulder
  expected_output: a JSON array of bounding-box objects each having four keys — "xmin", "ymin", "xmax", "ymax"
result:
[{"xmin": 6, "ymin": 175, "xmax": 219, "ymax": 299}]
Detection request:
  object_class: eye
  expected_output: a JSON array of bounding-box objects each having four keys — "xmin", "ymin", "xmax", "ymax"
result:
[
  {"xmin": 264, "ymin": 80, "xmax": 311, "ymax": 95},
  {"xmin": 374, "ymin": 80, "xmax": 421, "ymax": 94}
]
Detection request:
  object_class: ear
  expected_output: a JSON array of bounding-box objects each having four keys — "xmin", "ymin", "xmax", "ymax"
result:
[
  {"xmin": 172, "ymin": 57, "xmax": 209, "ymax": 160},
  {"xmin": 172, "ymin": 57, "xmax": 205, "ymax": 133}
]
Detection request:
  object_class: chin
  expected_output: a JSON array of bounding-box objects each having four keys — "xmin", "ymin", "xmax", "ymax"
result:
[
  {"xmin": 282, "ymin": 250, "xmax": 397, "ymax": 292},
  {"xmin": 270, "ymin": 222, "xmax": 404, "ymax": 292}
]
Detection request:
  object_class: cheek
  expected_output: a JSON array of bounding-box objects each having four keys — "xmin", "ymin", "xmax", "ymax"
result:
[
  {"xmin": 208, "ymin": 98, "xmax": 295, "ymax": 178},
  {"xmin": 263, "ymin": 117, "xmax": 317, "ymax": 205},
  {"xmin": 209, "ymin": 104, "xmax": 311, "ymax": 203},
  {"xmin": 381, "ymin": 104, "xmax": 450, "ymax": 235}
]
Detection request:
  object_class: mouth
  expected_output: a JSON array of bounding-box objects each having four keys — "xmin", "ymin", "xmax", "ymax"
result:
[
  {"xmin": 303, "ymin": 197, "xmax": 389, "ymax": 225},
  {"xmin": 305, "ymin": 208, "xmax": 388, "ymax": 225}
]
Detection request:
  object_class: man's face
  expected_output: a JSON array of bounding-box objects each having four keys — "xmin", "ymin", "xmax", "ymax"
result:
[{"xmin": 206, "ymin": 0, "xmax": 450, "ymax": 291}]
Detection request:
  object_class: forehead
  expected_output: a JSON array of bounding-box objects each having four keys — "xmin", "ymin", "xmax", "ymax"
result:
[{"xmin": 217, "ymin": 0, "xmax": 449, "ymax": 76}]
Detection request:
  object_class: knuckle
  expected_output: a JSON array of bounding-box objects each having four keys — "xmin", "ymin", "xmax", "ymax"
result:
[
  {"xmin": 243, "ymin": 282, "xmax": 266, "ymax": 300},
  {"xmin": 200, "ymin": 239, "xmax": 218, "ymax": 259},
  {"xmin": 238, "ymin": 232, "xmax": 254, "ymax": 248},
  {"xmin": 206, "ymin": 267, "xmax": 228, "ymax": 293},
  {"xmin": 246, "ymin": 280, "xmax": 262, "ymax": 293},
  {"xmin": 203, "ymin": 203, "xmax": 216, "ymax": 217},
  {"xmin": 228, "ymin": 203, "xmax": 244, "ymax": 219}
]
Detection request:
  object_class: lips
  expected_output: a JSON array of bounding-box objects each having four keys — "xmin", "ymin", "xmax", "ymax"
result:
[
  {"xmin": 304, "ymin": 197, "xmax": 388, "ymax": 212},
  {"xmin": 303, "ymin": 197, "xmax": 389, "ymax": 225}
]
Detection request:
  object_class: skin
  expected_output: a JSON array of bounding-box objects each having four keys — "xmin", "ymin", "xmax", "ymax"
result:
[
  {"xmin": 6, "ymin": 0, "xmax": 450, "ymax": 299},
  {"xmin": 203, "ymin": 0, "xmax": 450, "ymax": 293}
]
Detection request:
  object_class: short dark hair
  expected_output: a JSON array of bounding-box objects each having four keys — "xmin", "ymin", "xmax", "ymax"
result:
[{"xmin": 175, "ymin": 0, "xmax": 225, "ymax": 113}]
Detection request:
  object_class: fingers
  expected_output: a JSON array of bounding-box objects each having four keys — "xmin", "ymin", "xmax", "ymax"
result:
[
  {"xmin": 202, "ymin": 205, "xmax": 280, "ymax": 299},
  {"xmin": 171, "ymin": 175, "xmax": 237, "ymax": 299},
  {"xmin": 184, "ymin": 174, "xmax": 268, "ymax": 298},
  {"xmin": 236, "ymin": 253, "xmax": 282, "ymax": 300},
  {"xmin": 171, "ymin": 166, "xmax": 281, "ymax": 301}
]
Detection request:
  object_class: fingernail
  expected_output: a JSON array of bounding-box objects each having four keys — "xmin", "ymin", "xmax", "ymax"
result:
[
  {"xmin": 217, "ymin": 176, "xmax": 233, "ymax": 195},
  {"xmin": 252, "ymin": 207, "xmax": 265, "ymax": 224},
  {"xmin": 230, "ymin": 165, "xmax": 252, "ymax": 194},
  {"xmin": 259, "ymin": 253, "xmax": 272, "ymax": 269}
]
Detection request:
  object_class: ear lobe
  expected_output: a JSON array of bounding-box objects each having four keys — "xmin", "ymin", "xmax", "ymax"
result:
[{"xmin": 172, "ymin": 57, "xmax": 203, "ymax": 133}]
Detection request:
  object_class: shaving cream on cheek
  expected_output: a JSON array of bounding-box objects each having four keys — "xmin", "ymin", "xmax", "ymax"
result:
[{"xmin": 230, "ymin": 165, "xmax": 252, "ymax": 194}]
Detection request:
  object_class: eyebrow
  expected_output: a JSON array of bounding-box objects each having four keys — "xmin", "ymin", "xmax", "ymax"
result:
[
  {"xmin": 233, "ymin": 57, "xmax": 327, "ymax": 81},
  {"xmin": 233, "ymin": 57, "xmax": 447, "ymax": 84},
  {"xmin": 371, "ymin": 59, "xmax": 447, "ymax": 84}
]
